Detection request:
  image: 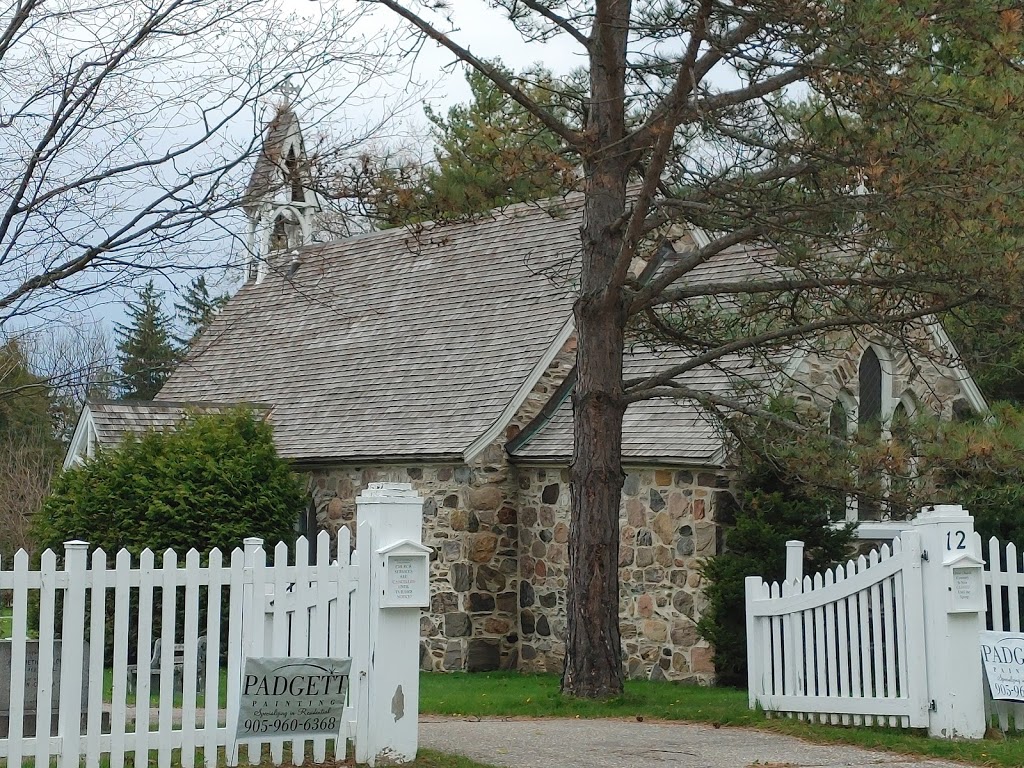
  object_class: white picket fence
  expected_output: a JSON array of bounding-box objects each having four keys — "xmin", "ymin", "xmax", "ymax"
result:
[
  {"xmin": 0, "ymin": 529, "xmax": 364, "ymax": 768},
  {"xmin": 745, "ymin": 533, "xmax": 930, "ymax": 727}
]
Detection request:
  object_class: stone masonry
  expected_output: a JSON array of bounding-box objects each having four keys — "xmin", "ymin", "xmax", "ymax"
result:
[
  {"xmin": 516, "ymin": 465, "xmax": 726, "ymax": 682},
  {"xmin": 303, "ymin": 460, "xmax": 725, "ymax": 684}
]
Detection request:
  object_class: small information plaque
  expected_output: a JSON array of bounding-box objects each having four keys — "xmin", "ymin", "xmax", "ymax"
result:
[
  {"xmin": 944, "ymin": 551, "xmax": 985, "ymax": 613},
  {"xmin": 378, "ymin": 539, "xmax": 430, "ymax": 608}
]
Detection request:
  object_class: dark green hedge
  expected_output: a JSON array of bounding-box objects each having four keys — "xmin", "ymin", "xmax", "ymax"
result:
[{"xmin": 35, "ymin": 406, "xmax": 304, "ymax": 558}]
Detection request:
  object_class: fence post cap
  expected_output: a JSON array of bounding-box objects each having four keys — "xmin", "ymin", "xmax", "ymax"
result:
[{"xmin": 63, "ymin": 540, "xmax": 89, "ymax": 549}]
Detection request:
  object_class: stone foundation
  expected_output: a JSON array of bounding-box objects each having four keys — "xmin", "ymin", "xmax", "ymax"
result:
[
  {"xmin": 516, "ymin": 465, "xmax": 724, "ymax": 683},
  {"xmin": 300, "ymin": 460, "xmax": 724, "ymax": 683}
]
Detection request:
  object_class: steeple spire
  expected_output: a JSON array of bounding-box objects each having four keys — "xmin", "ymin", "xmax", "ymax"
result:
[{"xmin": 243, "ymin": 98, "xmax": 319, "ymax": 283}]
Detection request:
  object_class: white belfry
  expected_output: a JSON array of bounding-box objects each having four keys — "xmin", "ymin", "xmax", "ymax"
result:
[{"xmin": 243, "ymin": 102, "xmax": 319, "ymax": 284}]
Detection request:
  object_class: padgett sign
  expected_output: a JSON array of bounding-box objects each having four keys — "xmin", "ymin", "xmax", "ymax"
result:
[
  {"xmin": 235, "ymin": 657, "xmax": 351, "ymax": 739},
  {"xmin": 980, "ymin": 631, "xmax": 1024, "ymax": 701}
]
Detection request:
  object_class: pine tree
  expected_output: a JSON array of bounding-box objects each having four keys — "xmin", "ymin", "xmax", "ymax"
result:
[
  {"xmin": 174, "ymin": 275, "xmax": 229, "ymax": 347},
  {"xmin": 365, "ymin": 62, "xmax": 578, "ymax": 226},
  {"xmin": 115, "ymin": 282, "xmax": 180, "ymax": 400}
]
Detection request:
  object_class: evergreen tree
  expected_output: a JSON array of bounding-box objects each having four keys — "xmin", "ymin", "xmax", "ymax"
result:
[
  {"xmin": 0, "ymin": 339, "xmax": 54, "ymax": 441},
  {"xmin": 365, "ymin": 62, "xmax": 578, "ymax": 226},
  {"xmin": 115, "ymin": 282, "xmax": 180, "ymax": 400},
  {"xmin": 174, "ymin": 275, "xmax": 229, "ymax": 347},
  {"xmin": 372, "ymin": 0, "xmax": 1024, "ymax": 698}
]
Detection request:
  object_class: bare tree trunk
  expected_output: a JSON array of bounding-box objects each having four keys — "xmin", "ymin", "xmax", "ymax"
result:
[
  {"xmin": 562, "ymin": 0, "xmax": 632, "ymax": 696},
  {"xmin": 563, "ymin": 259, "xmax": 628, "ymax": 697}
]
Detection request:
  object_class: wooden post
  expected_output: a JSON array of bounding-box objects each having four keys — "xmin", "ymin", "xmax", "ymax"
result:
[{"xmin": 355, "ymin": 483, "xmax": 425, "ymax": 766}]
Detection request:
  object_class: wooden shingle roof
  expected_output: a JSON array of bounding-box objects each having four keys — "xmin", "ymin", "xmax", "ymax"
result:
[
  {"xmin": 509, "ymin": 350, "xmax": 770, "ymax": 466},
  {"xmin": 158, "ymin": 198, "xmax": 583, "ymax": 462}
]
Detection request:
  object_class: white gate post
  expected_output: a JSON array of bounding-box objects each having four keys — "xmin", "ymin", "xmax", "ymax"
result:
[
  {"xmin": 355, "ymin": 483, "xmax": 426, "ymax": 766},
  {"xmin": 912, "ymin": 504, "xmax": 986, "ymax": 738}
]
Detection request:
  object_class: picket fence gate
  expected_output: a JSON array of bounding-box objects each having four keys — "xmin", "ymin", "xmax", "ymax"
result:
[
  {"xmin": 0, "ymin": 528, "xmax": 365, "ymax": 768},
  {"xmin": 745, "ymin": 533, "xmax": 930, "ymax": 727},
  {"xmin": 748, "ymin": 505, "xmax": 1024, "ymax": 737}
]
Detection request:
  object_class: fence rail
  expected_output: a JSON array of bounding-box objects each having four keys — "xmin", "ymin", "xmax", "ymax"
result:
[{"xmin": 0, "ymin": 529, "xmax": 360, "ymax": 768}]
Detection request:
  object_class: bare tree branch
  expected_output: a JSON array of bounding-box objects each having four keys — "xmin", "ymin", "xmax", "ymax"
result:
[{"xmin": 364, "ymin": 0, "xmax": 583, "ymax": 148}]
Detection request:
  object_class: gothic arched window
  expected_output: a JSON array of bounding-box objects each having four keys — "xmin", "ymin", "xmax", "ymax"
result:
[{"xmin": 858, "ymin": 347, "xmax": 882, "ymax": 439}]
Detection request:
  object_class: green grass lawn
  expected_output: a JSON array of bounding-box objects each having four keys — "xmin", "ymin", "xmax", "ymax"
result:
[
  {"xmin": 0, "ymin": 606, "xmax": 11, "ymax": 640},
  {"xmin": 101, "ymin": 667, "xmax": 230, "ymax": 708},
  {"xmin": 419, "ymin": 671, "xmax": 1024, "ymax": 768}
]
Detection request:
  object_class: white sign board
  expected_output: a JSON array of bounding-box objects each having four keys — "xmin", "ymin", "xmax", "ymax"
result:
[
  {"xmin": 378, "ymin": 539, "xmax": 431, "ymax": 608},
  {"xmin": 980, "ymin": 632, "xmax": 1024, "ymax": 701},
  {"xmin": 235, "ymin": 657, "xmax": 350, "ymax": 739}
]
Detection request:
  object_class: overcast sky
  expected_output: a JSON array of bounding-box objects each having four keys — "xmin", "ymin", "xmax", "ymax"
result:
[{"xmin": 13, "ymin": 2, "xmax": 581, "ymax": 337}]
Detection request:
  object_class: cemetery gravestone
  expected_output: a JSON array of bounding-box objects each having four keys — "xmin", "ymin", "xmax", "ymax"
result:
[{"xmin": 0, "ymin": 640, "xmax": 88, "ymax": 737}]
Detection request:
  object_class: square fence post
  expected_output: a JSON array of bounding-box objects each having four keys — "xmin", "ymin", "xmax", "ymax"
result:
[
  {"xmin": 912, "ymin": 505, "xmax": 987, "ymax": 738},
  {"xmin": 355, "ymin": 483, "xmax": 426, "ymax": 766}
]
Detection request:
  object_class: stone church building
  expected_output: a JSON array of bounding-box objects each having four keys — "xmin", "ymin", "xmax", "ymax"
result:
[{"xmin": 65, "ymin": 106, "xmax": 988, "ymax": 683}]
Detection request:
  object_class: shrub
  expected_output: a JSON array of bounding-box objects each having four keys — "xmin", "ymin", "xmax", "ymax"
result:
[
  {"xmin": 35, "ymin": 407, "xmax": 304, "ymax": 557},
  {"xmin": 33, "ymin": 407, "xmax": 304, "ymax": 660},
  {"xmin": 698, "ymin": 457, "xmax": 855, "ymax": 687}
]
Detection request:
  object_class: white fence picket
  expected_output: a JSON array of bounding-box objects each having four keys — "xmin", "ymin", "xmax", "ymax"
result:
[
  {"xmin": 311, "ymin": 530, "xmax": 333, "ymax": 763},
  {"xmin": 59, "ymin": 542, "xmax": 88, "ymax": 768},
  {"xmin": 225, "ymin": 545, "xmax": 246, "ymax": 767},
  {"xmin": 270, "ymin": 539, "xmax": 288, "ymax": 765},
  {"xmin": 110, "ymin": 548, "xmax": 132, "ymax": 768},
  {"xmin": 85, "ymin": 548, "xmax": 108, "ymax": 768},
  {"xmin": 35, "ymin": 548, "xmax": 57, "ymax": 767},
  {"xmin": 5, "ymin": 550, "xmax": 30, "ymax": 765},
  {"xmin": 181, "ymin": 548, "xmax": 202, "ymax": 768},
  {"xmin": 158, "ymin": 548, "xmax": 178, "ymax": 768},
  {"xmin": 204, "ymin": 547, "xmax": 226, "ymax": 767}
]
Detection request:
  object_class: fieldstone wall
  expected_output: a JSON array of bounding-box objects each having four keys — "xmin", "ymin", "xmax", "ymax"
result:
[
  {"xmin": 297, "ymin": 335, "xmax": 580, "ymax": 675},
  {"xmin": 516, "ymin": 464, "xmax": 727, "ymax": 683},
  {"xmin": 303, "ymin": 462, "xmax": 519, "ymax": 674}
]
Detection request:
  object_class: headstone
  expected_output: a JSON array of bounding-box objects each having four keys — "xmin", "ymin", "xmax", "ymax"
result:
[{"xmin": 0, "ymin": 640, "xmax": 88, "ymax": 737}]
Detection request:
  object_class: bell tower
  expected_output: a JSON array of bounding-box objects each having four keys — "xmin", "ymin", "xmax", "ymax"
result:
[{"xmin": 243, "ymin": 97, "xmax": 319, "ymax": 283}]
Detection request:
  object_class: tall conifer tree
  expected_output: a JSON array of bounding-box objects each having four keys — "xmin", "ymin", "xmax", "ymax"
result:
[
  {"xmin": 174, "ymin": 275, "xmax": 229, "ymax": 348},
  {"xmin": 115, "ymin": 282, "xmax": 180, "ymax": 400}
]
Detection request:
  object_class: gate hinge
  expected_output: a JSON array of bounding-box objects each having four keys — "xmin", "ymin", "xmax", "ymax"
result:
[
  {"xmin": 929, "ymin": 700, "xmax": 937, "ymax": 711},
  {"xmin": 921, "ymin": 550, "xmax": 929, "ymax": 562}
]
